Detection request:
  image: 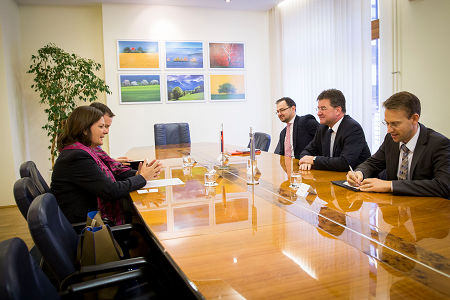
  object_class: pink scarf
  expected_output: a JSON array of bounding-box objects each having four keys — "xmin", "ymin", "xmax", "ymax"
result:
[{"xmin": 62, "ymin": 142, "xmax": 131, "ymax": 225}]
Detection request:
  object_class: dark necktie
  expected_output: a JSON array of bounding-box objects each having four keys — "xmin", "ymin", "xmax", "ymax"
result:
[
  {"xmin": 323, "ymin": 128, "xmax": 333, "ymax": 157},
  {"xmin": 398, "ymin": 144, "xmax": 410, "ymax": 180}
]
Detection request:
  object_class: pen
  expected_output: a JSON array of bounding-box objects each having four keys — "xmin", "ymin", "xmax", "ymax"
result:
[{"xmin": 349, "ymin": 165, "xmax": 360, "ymax": 186}]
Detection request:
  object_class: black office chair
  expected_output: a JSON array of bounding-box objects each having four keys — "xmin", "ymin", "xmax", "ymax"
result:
[
  {"xmin": 248, "ymin": 132, "xmax": 271, "ymax": 152},
  {"xmin": 154, "ymin": 123, "xmax": 191, "ymax": 145},
  {"xmin": 0, "ymin": 237, "xmax": 60, "ymax": 300},
  {"xmin": 0, "ymin": 237, "xmax": 167, "ymax": 300},
  {"xmin": 27, "ymin": 193, "xmax": 204, "ymax": 299},
  {"xmin": 19, "ymin": 161, "xmax": 50, "ymax": 194},
  {"xmin": 13, "ymin": 177, "xmax": 41, "ymax": 220}
]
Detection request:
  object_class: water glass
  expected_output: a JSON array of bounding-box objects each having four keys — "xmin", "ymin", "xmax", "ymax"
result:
[
  {"xmin": 290, "ymin": 171, "xmax": 302, "ymax": 189},
  {"xmin": 204, "ymin": 172, "xmax": 216, "ymax": 186}
]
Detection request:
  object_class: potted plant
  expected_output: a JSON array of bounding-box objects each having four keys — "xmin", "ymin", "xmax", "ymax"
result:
[{"xmin": 28, "ymin": 43, "xmax": 111, "ymax": 168}]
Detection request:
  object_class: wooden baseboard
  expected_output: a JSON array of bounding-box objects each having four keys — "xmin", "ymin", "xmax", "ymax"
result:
[{"xmin": 0, "ymin": 205, "xmax": 17, "ymax": 209}]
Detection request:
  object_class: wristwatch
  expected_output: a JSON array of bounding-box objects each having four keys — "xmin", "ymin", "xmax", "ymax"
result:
[{"xmin": 312, "ymin": 156, "xmax": 316, "ymax": 163}]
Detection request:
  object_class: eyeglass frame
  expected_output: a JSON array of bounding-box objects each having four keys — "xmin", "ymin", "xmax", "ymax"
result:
[
  {"xmin": 275, "ymin": 106, "xmax": 292, "ymax": 115},
  {"xmin": 381, "ymin": 120, "xmax": 403, "ymax": 129}
]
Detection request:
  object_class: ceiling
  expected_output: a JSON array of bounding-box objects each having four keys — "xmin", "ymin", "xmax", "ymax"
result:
[{"xmin": 14, "ymin": 0, "xmax": 285, "ymax": 11}]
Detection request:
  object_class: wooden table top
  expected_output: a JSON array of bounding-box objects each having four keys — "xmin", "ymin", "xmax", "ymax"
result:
[{"xmin": 127, "ymin": 143, "xmax": 450, "ymax": 299}]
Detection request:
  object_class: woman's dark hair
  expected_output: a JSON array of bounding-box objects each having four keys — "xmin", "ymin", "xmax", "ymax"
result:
[{"xmin": 57, "ymin": 106, "xmax": 104, "ymax": 151}]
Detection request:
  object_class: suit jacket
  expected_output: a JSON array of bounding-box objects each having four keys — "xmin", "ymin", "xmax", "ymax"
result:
[
  {"xmin": 356, "ymin": 123, "xmax": 450, "ymax": 199},
  {"xmin": 300, "ymin": 115, "xmax": 371, "ymax": 171},
  {"xmin": 275, "ymin": 114, "xmax": 319, "ymax": 159},
  {"xmin": 51, "ymin": 149, "xmax": 146, "ymax": 223}
]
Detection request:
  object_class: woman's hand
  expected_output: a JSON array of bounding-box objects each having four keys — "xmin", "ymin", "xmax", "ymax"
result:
[{"xmin": 138, "ymin": 159, "xmax": 163, "ymax": 181}]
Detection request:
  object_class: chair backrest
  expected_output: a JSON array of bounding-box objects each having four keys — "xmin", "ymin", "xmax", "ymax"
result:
[
  {"xmin": 0, "ymin": 238, "xmax": 60, "ymax": 300},
  {"xmin": 248, "ymin": 132, "xmax": 271, "ymax": 152},
  {"xmin": 27, "ymin": 193, "xmax": 79, "ymax": 284},
  {"xmin": 154, "ymin": 123, "xmax": 191, "ymax": 146},
  {"xmin": 13, "ymin": 177, "xmax": 41, "ymax": 220},
  {"xmin": 19, "ymin": 161, "xmax": 50, "ymax": 194}
]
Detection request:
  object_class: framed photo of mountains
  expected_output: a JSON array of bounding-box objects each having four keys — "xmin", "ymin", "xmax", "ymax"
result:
[{"xmin": 166, "ymin": 74, "xmax": 206, "ymax": 103}]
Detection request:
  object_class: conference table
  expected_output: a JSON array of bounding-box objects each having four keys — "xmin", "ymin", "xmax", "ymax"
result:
[{"xmin": 127, "ymin": 143, "xmax": 450, "ymax": 299}]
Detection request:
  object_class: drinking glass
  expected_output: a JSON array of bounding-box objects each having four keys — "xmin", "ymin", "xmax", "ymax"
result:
[{"xmin": 290, "ymin": 171, "xmax": 302, "ymax": 189}]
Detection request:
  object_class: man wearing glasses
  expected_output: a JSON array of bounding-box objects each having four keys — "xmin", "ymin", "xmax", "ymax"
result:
[
  {"xmin": 347, "ymin": 91, "xmax": 450, "ymax": 199},
  {"xmin": 274, "ymin": 97, "xmax": 319, "ymax": 159},
  {"xmin": 299, "ymin": 89, "xmax": 371, "ymax": 171}
]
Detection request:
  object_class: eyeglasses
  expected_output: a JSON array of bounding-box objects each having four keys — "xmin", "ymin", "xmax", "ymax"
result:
[
  {"xmin": 316, "ymin": 106, "xmax": 329, "ymax": 112},
  {"xmin": 276, "ymin": 107, "xmax": 291, "ymax": 115},
  {"xmin": 382, "ymin": 120, "xmax": 402, "ymax": 129}
]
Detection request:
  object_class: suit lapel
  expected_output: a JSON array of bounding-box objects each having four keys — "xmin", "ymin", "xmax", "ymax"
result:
[
  {"xmin": 387, "ymin": 138, "xmax": 400, "ymax": 179},
  {"xmin": 410, "ymin": 124, "xmax": 427, "ymax": 177}
]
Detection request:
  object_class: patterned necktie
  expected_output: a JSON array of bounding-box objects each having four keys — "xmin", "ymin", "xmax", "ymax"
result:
[
  {"xmin": 398, "ymin": 144, "xmax": 410, "ymax": 180},
  {"xmin": 285, "ymin": 123, "xmax": 292, "ymax": 158},
  {"xmin": 329, "ymin": 129, "xmax": 334, "ymax": 157}
]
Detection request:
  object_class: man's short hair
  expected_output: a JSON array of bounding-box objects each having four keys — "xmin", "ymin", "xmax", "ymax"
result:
[
  {"xmin": 90, "ymin": 102, "xmax": 115, "ymax": 117},
  {"xmin": 317, "ymin": 89, "xmax": 346, "ymax": 113},
  {"xmin": 383, "ymin": 91, "xmax": 421, "ymax": 118},
  {"xmin": 276, "ymin": 97, "xmax": 296, "ymax": 108}
]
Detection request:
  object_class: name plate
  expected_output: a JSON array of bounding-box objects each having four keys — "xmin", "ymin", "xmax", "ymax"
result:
[{"xmin": 296, "ymin": 183, "xmax": 317, "ymax": 198}]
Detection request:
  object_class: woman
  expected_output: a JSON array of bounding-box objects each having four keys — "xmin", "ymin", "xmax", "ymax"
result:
[{"xmin": 51, "ymin": 106, "xmax": 162, "ymax": 225}]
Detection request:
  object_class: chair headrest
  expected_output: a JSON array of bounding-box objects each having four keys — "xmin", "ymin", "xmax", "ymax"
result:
[{"xmin": 13, "ymin": 177, "xmax": 41, "ymax": 220}]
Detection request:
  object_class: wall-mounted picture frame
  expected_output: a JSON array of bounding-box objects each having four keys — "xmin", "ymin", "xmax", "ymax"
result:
[
  {"xmin": 117, "ymin": 40, "xmax": 161, "ymax": 70},
  {"xmin": 209, "ymin": 74, "xmax": 246, "ymax": 102},
  {"xmin": 208, "ymin": 42, "xmax": 245, "ymax": 69},
  {"xmin": 166, "ymin": 74, "xmax": 206, "ymax": 103},
  {"xmin": 118, "ymin": 74, "xmax": 162, "ymax": 104},
  {"xmin": 165, "ymin": 41, "xmax": 204, "ymax": 70}
]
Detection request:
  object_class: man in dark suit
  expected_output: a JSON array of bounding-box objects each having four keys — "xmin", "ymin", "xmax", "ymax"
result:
[
  {"xmin": 274, "ymin": 97, "xmax": 319, "ymax": 159},
  {"xmin": 347, "ymin": 91, "xmax": 450, "ymax": 199},
  {"xmin": 299, "ymin": 89, "xmax": 371, "ymax": 171}
]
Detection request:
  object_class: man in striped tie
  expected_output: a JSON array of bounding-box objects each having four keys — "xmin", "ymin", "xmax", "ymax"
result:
[{"xmin": 347, "ymin": 91, "xmax": 450, "ymax": 199}]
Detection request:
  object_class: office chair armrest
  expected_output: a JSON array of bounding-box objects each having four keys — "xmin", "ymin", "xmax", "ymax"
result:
[
  {"xmin": 60, "ymin": 268, "xmax": 157, "ymax": 299},
  {"xmin": 60, "ymin": 257, "xmax": 151, "ymax": 290},
  {"xmin": 71, "ymin": 222, "xmax": 86, "ymax": 234}
]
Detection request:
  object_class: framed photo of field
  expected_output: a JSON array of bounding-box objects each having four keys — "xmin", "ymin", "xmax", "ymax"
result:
[
  {"xmin": 166, "ymin": 74, "xmax": 206, "ymax": 103},
  {"xmin": 118, "ymin": 74, "xmax": 162, "ymax": 104},
  {"xmin": 165, "ymin": 41, "xmax": 204, "ymax": 70},
  {"xmin": 209, "ymin": 74, "xmax": 246, "ymax": 102},
  {"xmin": 117, "ymin": 40, "xmax": 161, "ymax": 70},
  {"xmin": 208, "ymin": 42, "xmax": 245, "ymax": 69}
]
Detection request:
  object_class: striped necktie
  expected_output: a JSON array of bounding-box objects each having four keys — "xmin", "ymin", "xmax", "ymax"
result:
[
  {"xmin": 285, "ymin": 123, "xmax": 292, "ymax": 158},
  {"xmin": 398, "ymin": 144, "xmax": 410, "ymax": 180}
]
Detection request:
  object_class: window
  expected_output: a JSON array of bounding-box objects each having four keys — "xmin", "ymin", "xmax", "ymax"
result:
[{"xmin": 371, "ymin": 0, "xmax": 380, "ymax": 152}]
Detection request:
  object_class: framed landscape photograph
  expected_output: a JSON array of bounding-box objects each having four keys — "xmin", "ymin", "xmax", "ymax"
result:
[
  {"xmin": 117, "ymin": 40, "xmax": 161, "ymax": 70},
  {"xmin": 166, "ymin": 74, "xmax": 206, "ymax": 103},
  {"xmin": 208, "ymin": 42, "xmax": 245, "ymax": 69},
  {"xmin": 165, "ymin": 41, "xmax": 204, "ymax": 70},
  {"xmin": 209, "ymin": 74, "xmax": 246, "ymax": 102},
  {"xmin": 118, "ymin": 74, "xmax": 162, "ymax": 104}
]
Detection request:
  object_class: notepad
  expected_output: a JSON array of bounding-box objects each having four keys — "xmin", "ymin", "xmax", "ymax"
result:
[
  {"xmin": 142, "ymin": 178, "xmax": 184, "ymax": 189},
  {"xmin": 331, "ymin": 180, "xmax": 360, "ymax": 192}
]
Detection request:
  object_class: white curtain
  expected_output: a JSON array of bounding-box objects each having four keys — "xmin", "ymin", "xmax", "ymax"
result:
[{"xmin": 270, "ymin": 0, "xmax": 372, "ymax": 150}]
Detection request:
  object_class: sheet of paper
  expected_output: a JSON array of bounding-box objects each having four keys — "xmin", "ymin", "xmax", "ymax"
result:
[
  {"xmin": 343, "ymin": 181, "xmax": 360, "ymax": 190},
  {"xmin": 142, "ymin": 178, "xmax": 185, "ymax": 189}
]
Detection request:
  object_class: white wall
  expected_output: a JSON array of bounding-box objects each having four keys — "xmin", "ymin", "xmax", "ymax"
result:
[
  {"xmin": 20, "ymin": 5, "xmax": 106, "ymax": 177},
  {"xmin": 101, "ymin": 4, "xmax": 272, "ymax": 158},
  {"xmin": 380, "ymin": 0, "xmax": 450, "ymax": 139},
  {"xmin": 0, "ymin": 0, "xmax": 25, "ymax": 206},
  {"xmin": 398, "ymin": 0, "xmax": 450, "ymax": 138}
]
